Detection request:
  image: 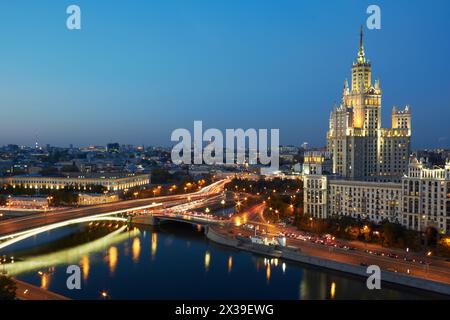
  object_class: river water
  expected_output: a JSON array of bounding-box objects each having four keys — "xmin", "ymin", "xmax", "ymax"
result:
[{"xmin": 1, "ymin": 221, "xmax": 443, "ymax": 300}]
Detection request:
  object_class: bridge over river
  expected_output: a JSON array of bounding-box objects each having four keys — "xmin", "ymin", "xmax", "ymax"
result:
[{"xmin": 0, "ymin": 180, "xmax": 227, "ymax": 251}]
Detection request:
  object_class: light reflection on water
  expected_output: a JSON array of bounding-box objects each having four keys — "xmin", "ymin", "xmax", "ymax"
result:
[
  {"xmin": 204, "ymin": 251, "xmax": 211, "ymax": 271},
  {"xmin": 151, "ymin": 233, "xmax": 157, "ymax": 259},
  {"xmin": 108, "ymin": 247, "xmax": 118, "ymax": 275},
  {"xmin": 41, "ymin": 272, "xmax": 50, "ymax": 290},
  {"xmin": 331, "ymin": 282, "xmax": 336, "ymax": 299},
  {"xmin": 81, "ymin": 255, "xmax": 89, "ymax": 281},
  {"xmin": 1, "ymin": 222, "xmax": 445, "ymax": 300},
  {"xmin": 132, "ymin": 237, "xmax": 141, "ymax": 263}
]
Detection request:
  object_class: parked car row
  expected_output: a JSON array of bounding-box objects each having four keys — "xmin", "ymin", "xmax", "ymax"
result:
[{"xmin": 363, "ymin": 249, "xmax": 430, "ymax": 265}]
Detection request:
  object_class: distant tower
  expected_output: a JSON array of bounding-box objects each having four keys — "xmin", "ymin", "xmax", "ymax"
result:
[
  {"xmin": 301, "ymin": 142, "xmax": 309, "ymax": 150},
  {"xmin": 35, "ymin": 133, "xmax": 39, "ymax": 149}
]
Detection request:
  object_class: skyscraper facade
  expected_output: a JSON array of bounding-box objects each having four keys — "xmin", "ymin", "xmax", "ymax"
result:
[
  {"xmin": 304, "ymin": 29, "xmax": 450, "ymax": 235},
  {"xmin": 326, "ymin": 28, "xmax": 411, "ymax": 181}
]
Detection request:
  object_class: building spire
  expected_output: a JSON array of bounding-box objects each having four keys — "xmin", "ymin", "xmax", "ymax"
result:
[
  {"xmin": 357, "ymin": 25, "xmax": 366, "ymax": 64},
  {"xmin": 360, "ymin": 25, "xmax": 363, "ymax": 52}
]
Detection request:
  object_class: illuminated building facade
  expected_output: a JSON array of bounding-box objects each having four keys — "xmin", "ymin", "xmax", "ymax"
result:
[
  {"xmin": 326, "ymin": 28, "xmax": 411, "ymax": 181},
  {"xmin": 304, "ymin": 29, "xmax": 450, "ymax": 235},
  {"xmin": 304, "ymin": 156, "xmax": 450, "ymax": 234},
  {"xmin": 401, "ymin": 158, "xmax": 450, "ymax": 234},
  {"xmin": 0, "ymin": 173, "xmax": 150, "ymax": 192}
]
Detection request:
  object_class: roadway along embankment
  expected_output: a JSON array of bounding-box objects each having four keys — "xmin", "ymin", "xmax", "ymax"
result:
[{"xmin": 204, "ymin": 226, "xmax": 450, "ymax": 296}]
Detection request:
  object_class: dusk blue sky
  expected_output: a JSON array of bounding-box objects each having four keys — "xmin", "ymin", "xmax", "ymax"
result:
[{"xmin": 1, "ymin": 0, "xmax": 449, "ymax": 148}]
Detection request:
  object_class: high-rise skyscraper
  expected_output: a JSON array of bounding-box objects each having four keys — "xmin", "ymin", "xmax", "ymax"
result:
[
  {"xmin": 304, "ymin": 28, "xmax": 450, "ymax": 235},
  {"xmin": 326, "ymin": 27, "xmax": 411, "ymax": 181}
]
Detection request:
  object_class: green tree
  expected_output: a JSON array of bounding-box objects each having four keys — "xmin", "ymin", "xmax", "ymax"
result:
[
  {"xmin": 0, "ymin": 195, "xmax": 6, "ymax": 206},
  {"xmin": 151, "ymin": 168, "xmax": 173, "ymax": 184},
  {"xmin": 437, "ymin": 237, "xmax": 450, "ymax": 258},
  {"xmin": 380, "ymin": 220, "xmax": 420, "ymax": 250},
  {"xmin": 0, "ymin": 276, "xmax": 17, "ymax": 300},
  {"xmin": 40, "ymin": 166, "xmax": 59, "ymax": 175},
  {"xmin": 49, "ymin": 190, "xmax": 79, "ymax": 206},
  {"xmin": 61, "ymin": 164, "xmax": 80, "ymax": 173},
  {"xmin": 425, "ymin": 227, "xmax": 438, "ymax": 246}
]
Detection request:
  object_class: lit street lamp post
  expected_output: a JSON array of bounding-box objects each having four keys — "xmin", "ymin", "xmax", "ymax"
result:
[
  {"xmin": 1, "ymin": 255, "xmax": 7, "ymax": 275},
  {"xmin": 221, "ymin": 199, "xmax": 226, "ymax": 216}
]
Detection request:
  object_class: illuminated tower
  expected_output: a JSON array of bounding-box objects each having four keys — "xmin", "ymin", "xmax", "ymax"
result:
[{"xmin": 327, "ymin": 27, "xmax": 408, "ymax": 180}]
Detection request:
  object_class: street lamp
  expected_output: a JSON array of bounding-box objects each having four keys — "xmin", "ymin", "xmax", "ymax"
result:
[
  {"xmin": 1, "ymin": 255, "xmax": 7, "ymax": 275},
  {"xmin": 220, "ymin": 199, "xmax": 226, "ymax": 216},
  {"xmin": 236, "ymin": 201, "xmax": 242, "ymax": 213}
]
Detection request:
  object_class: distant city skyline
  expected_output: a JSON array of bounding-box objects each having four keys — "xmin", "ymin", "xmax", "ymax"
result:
[{"xmin": 1, "ymin": 0, "xmax": 450, "ymax": 148}]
